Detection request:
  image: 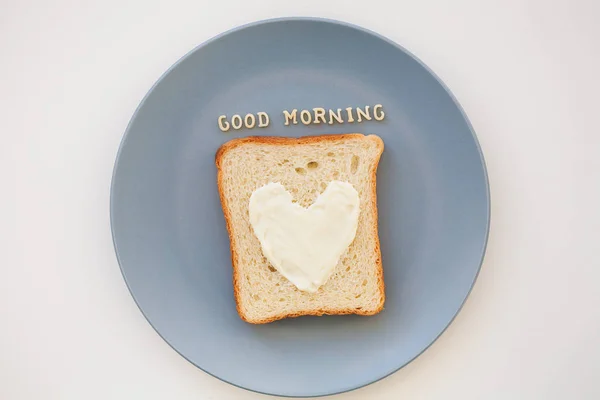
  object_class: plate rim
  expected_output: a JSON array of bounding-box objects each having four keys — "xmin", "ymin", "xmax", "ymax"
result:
[{"xmin": 110, "ymin": 16, "xmax": 491, "ymax": 398}]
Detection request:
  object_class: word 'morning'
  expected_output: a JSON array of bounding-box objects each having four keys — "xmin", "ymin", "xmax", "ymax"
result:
[
  {"xmin": 283, "ymin": 105, "xmax": 385, "ymax": 126},
  {"xmin": 217, "ymin": 104, "xmax": 385, "ymax": 132}
]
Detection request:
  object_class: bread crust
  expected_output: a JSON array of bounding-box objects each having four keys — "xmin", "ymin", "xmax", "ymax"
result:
[{"xmin": 215, "ymin": 134, "xmax": 385, "ymax": 324}]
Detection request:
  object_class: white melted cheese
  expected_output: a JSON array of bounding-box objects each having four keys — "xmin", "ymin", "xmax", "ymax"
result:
[{"xmin": 248, "ymin": 181, "xmax": 360, "ymax": 292}]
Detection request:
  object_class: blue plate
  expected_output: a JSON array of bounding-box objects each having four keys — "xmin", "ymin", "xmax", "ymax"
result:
[{"xmin": 111, "ymin": 18, "xmax": 489, "ymax": 398}]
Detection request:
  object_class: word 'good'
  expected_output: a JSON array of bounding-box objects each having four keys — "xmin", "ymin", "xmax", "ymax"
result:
[
  {"xmin": 217, "ymin": 105, "xmax": 385, "ymax": 132},
  {"xmin": 218, "ymin": 112, "xmax": 270, "ymax": 132}
]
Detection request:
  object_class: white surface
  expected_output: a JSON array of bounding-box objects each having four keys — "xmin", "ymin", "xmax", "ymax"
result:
[{"xmin": 2, "ymin": 0, "xmax": 599, "ymax": 399}]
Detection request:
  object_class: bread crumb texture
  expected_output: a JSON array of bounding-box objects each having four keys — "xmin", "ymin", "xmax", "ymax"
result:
[{"xmin": 216, "ymin": 134, "xmax": 385, "ymax": 323}]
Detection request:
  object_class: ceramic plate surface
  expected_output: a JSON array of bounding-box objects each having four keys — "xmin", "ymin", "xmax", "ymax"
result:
[{"xmin": 111, "ymin": 17, "xmax": 489, "ymax": 397}]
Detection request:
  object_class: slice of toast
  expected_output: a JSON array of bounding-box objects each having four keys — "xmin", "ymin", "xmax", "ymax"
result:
[{"xmin": 216, "ymin": 134, "xmax": 385, "ymax": 324}]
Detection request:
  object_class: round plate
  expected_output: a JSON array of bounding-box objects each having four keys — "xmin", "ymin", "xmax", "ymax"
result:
[{"xmin": 111, "ymin": 18, "xmax": 489, "ymax": 398}]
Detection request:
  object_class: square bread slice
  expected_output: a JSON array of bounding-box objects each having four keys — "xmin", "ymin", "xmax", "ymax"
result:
[{"xmin": 216, "ymin": 134, "xmax": 385, "ymax": 324}]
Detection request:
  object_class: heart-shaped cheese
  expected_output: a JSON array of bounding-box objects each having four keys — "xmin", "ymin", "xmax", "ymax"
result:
[{"xmin": 248, "ymin": 181, "xmax": 360, "ymax": 292}]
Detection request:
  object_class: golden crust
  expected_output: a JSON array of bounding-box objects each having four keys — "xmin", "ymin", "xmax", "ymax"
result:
[{"xmin": 215, "ymin": 134, "xmax": 385, "ymax": 324}]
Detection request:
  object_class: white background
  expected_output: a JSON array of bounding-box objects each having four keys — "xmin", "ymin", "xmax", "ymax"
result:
[{"xmin": 2, "ymin": 0, "xmax": 599, "ymax": 399}]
